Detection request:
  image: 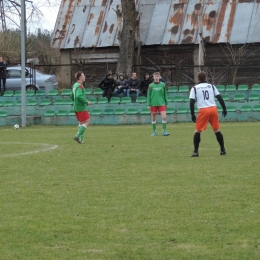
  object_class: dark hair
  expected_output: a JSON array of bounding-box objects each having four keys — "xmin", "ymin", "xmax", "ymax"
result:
[
  {"xmin": 197, "ymin": 71, "xmax": 207, "ymax": 82},
  {"xmin": 75, "ymin": 71, "xmax": 83, "ymax": 80}
]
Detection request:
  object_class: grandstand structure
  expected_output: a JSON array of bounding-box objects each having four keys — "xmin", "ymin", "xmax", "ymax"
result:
[{"xmin": 0, "ymin": 85, "xmax": 260, "ymax": 126}]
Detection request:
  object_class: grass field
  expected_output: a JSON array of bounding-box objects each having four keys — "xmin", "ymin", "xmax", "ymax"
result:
[{"xmin": 0, "ymin": 122, "xmax": 260, "ymax": 259}]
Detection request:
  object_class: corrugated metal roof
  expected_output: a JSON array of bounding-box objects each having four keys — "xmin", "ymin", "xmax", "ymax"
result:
[{"xmin": 51, "ymin": 0, "xmax": 260, "ymax": 49}]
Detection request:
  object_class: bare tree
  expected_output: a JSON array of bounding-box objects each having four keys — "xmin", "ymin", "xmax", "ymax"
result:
[{"xmin": 116, "ymin": 0, "xmax": 139, "ymax": 78}]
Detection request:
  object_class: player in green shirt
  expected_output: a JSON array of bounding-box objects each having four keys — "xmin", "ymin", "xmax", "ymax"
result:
[
  {"xmin": 147, "ymin": 72, "xmax": 170, "ymax": 136},
  {"xmin": 70, "ymin": 71, "xmax": 91, "ymax": 144}
]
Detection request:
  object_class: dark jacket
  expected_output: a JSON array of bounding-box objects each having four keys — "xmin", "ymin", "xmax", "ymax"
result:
[
  {"xmin": 128, "ymin": 77, "xmax": 139, "ymax": 90},
  {"xmin": 0, "ymin": 61, "xmax": 6, "ymax": 79},
  {"xmin": 98, "ymin": 77, "xmax": 117, "ymax": 91},
  {"xmin": 140, "ymin": 79, "xmax": 152, "ymax": 93},
  {"xmin": 117, "ymin": 78, "xmax": 128, "ymax": 89}
]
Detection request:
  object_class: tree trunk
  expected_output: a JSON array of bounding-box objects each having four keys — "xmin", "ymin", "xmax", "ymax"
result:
[{"xmin": 116, "ymin": 0, "xmax": 138, "ymax": 78}]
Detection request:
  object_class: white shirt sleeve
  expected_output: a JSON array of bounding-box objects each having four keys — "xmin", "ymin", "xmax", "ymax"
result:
[{"xmin": 189, "ymin": 87, "xmax": 196, "ymax": 99}]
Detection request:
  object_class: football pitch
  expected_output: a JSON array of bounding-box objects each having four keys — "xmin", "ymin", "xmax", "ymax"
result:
[{"xmin": 0, "ymin": 122, "xmax": 259, "ymax": 259}]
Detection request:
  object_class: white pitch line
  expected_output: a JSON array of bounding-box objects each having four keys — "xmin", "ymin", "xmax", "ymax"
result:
[{"xmin": 0, "ymin": 142, "xmax": 58, "ymax": 157}]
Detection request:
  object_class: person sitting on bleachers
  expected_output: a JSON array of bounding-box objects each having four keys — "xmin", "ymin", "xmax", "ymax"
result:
[
  {"xmin": 114, "ymin": 73, "xmax": 128, "ymax": 97},
  {"xmin": 140, "ymin": 73, "xmax": 152, "ymax": 97},
  {"xmin": 98, "ymin": 72, "xmax": 117, "ymax": 101},
  {"xmin": 127, "ymin": 72, "xmax": 140, "ymax": 98}
]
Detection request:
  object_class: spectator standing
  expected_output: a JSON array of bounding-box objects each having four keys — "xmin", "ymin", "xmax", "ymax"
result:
[
  {"xmin": 0, "ymin": 57, "xmax": 7, "ymax": 95},
  {"xmin": 127, "ymin": 72, "xmax": 139, "ymax": 98},
  {"xmin": 114, "ymin": 73, "xmax": 128, "ymax": 97},
  {"xmin": 147, "ymin": 72, "xmax": 170, "ymax": 136},
  {"xmin": 98, "ymin": 72, "xmax": 117, "ymax": 101},
  {"xmin": 140, "ymin": 73, "xmax": 152, "ymax": 96},
  {"xmin": 189, "ymin": 71, "xmax": 227, "ymax": 157},
  {"xmin": 71, "ymin": 71, "xmax": 92, "ymax": 144}
]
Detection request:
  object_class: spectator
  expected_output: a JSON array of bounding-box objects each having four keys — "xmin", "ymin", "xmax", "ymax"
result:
[
  {"xmin": 140, "ymin": 73, "xmax": 152, "ymax": 96},
  {"xmin": 98, "ymin": 72, "xmax": 117, "ymax": 101},
  {"xmin": 127, "ymin": 72, "xmax": 139, "ymax": 98},
  {"xmin": 114, "ymin": 73, "xmax": 128, "ymax": 97},
  {"xmin": 0, "ymin": 57, "xmax": 7, "ymax": 95},
  {"xmin": 159, "ymin": 75, "xmax": 165, "ymax": 83}
]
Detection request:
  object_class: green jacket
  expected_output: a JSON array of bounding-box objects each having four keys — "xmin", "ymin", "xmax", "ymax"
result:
[
  {"xmin": 147, "ymin": 82, "xmax": 168, "ymax": 106},
  {"xmin": 70, "ymin": 82, "xmax": 88, "ymax": 112}
]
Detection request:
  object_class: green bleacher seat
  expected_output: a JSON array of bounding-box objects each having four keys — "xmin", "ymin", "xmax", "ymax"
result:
[
  {"xmin": 253, "ymin": 105, "xmax": 260, "ymax": 112},
  {"xmin": 0, "ymin": 110, "xmax": 8, "ymax": 117},
  {"xmin": 60, "ymin": 89, "xmax": 71, "ymax": 96},
  {"xmin": 0, "ymin": 101, "xmax": 3, "ymax": 106},
  {"xmin": 251, "ymin": 84, "xmax": 260, "ymax": 91},
  {"xmin": 217, "ymin": 106, "xmax": 222, "ymax": 112},
  {"xmin": 140, "ymin": 108, "xmax": 150, "ymax": 115},
  {"xmin": 44, "ymin": 110, "xmax": 56, "ymax": 117},
  {"xmin": 136, "ymin": 96, "xmax": 147, "ymax": 103},
  {"xmin": 176, "ymin": 107, "xmax": 189, "ymax": 114},
  {"xmin": 15, "ymin": 100, "xmax": 22, "ymax": 106},
  {"xmin": 183, "ymin": 96, "xmax": 190, "ymax": 102},
  {"xmin": 54, "ymin": 99, "xmax": 65, "ymax": 105},
  {"xmin": 167, "ymin": 96, "xmax": 173, "ymax": 102},
  {"xmin": 114, "ymin": 108, "xmax": 126, "ymax": 115},
  {"xmin": 237, "ymin": 85, "xmax": 248, "ymax": 91},
  {"xmin": 91, "ymin": 109, "xmax": 102, "ymax": 116},
  {"xmin": 93, "ymin": 88, "xmax": 103, "ymax": 95},
  {"xmin": 4, "ymin": 100, "xmax": 14, "ymax": 106},
  {"xmin": 248, "ymin": 94, "xmax": 259, "ymax": 101},
  {"xmin": 35, "ymin": 90, "xmax": 45, "ymax": 96},
  {"xmin": 226, "ymin": 105, "xmax": 237, "ymax": 112},
  {"xmin": 62, "ymin": 99, "xmax": 74, "ymax": 105},
  {"xmin": 68, "ymin": 110, "xmax": 75, "ymax": 116},
  {"xmin": 166, "ymin": 108, "xmax": 175, "ymax": 114},
  {"xmin": 109, "ymin": 97, "xmax": 120, "ymax": 104},
  {"xmin": 14, "ymin": 90, "xmax": 21, "ymax": 97},
  {"xmin": 56, "ymin": 110, "xmax": 68, "ymax": 116},
  {"xmin": 3, "ymin": 90, "xmax": 13, "ymax": 97},
  {"xmin": 225, "ymin": 85, "xmax": 236, "ymax": 91},
  {"xmin": 26, "ymin": 90, "xmax": 35, "ymax": 96},
  {"xmin": 167, "ymin": 86, "xmax": 178, "ymax": 93},
  {"xmin": 120, "ymin": 97, "xmax": 131, "ymax": 104},
  {"xmin": 39, "ymin": 99, "xmax": 51, "ymax": 106},
  {"xmin": 216, "ymin": 85, "xmax": 225, "ymax": 92},
  {"xmin": 173, "ymin": 96, "xmax": 184, "ymax": 102},
  {"xmin": 178, "ymin": 86, "xmax": 189, "ymax": 93},
  {"xmin": 97, "ymin": 97, "xmax": 108, "ymax": 104},
  {"xmin": 127, "ymin": 108, "xmax": 138, "ymax": 115},
  {"xmin": 48, "ymin": 90, "xmax": 59, "ymax": 96},
  {"xmin": 221, "ymin": 94, "xmax": 230, "ymax": 101},
  {"xmin": 233, "ymin": 94, "xmax": 245, "ymax": 102},
  {"xmin": 85, "ymin": 88, "xmax": 92, "ymax": 95},
  {"xmin": 27, "ymin": 100, "xmax": 38, "ymax": 106},
  {"xmin": 240, "ymin": 105, "xmax": 252, "ymax": 112},
  {"xmin": 103, "ymin": 109, "xmax": 114, "ymax": 115},
  {"xmin": 88, "ymin": 97, "xmax": 97, "ymax": 104}
]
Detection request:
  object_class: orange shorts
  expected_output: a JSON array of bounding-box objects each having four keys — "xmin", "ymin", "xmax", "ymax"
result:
[
  {"xmin": 75, "ymin": 111, "xmax": 90, "ymax": 123},
  {"xmin": 196, "ymin": 106, "xmax": 220, "ymax": 131},
  {"xmin": 150, "ymin": 106, "xmax": 166, "ymax": 113}
]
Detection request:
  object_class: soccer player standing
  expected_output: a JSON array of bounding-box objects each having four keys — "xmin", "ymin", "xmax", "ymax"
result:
[
  {"xmin": 71, "ymin": 71, "xmax": 91, "ymax": 144},
  {"xmin": 147, "ymin": 72, "xmax": 170, "ymax": 136},
  {"xmin": 189, "ymin": 71, "xmax": 227, "ymax": 157}
]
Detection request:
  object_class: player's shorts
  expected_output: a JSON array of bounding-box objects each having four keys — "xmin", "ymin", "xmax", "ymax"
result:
[
  {"xmin": 150, "ymin": 106, "xmax": 166, "ymax": 113},
  {"xmin": 196, "ymin": 106, "xmax": 220, "ymax": 131},
  {"xmin": 75, "ymin": 111, "xmax": 90, "ymax": 123}
]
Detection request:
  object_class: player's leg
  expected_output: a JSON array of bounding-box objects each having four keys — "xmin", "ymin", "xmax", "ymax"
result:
[
  {"xmin": 191, "ymin": 108, "xmax": 209, "ymax": 157},
  {"xmin": 3, "ymin": 78, "xmax": 6, "ymax": 92},
  {"xmin": 209, "ymin": 107, "xmax": 226, "ymax": 155},
  {"xmin": 74, "ymin": 111, "xmax": 90, "ymax": 144},
  {"xmin": 160, "ymin": 108, "xmax": 170, "ymax": 136},
  {"xmin": 150, "ymin": 107, "xmax": 157, "ymax": 136}
]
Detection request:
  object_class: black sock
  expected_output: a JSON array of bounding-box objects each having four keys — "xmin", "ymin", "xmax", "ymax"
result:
[
  {"xmin": 215, "ymin": 131, "xmax": 225, "ymax": 151},
  {"xmin": 193, "ymin": 132, "xmax": 201, "ymax": 153}
]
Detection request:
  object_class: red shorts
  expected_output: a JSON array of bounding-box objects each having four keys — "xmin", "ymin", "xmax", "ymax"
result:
[
  {"xmin": 196, "ymin": 106, "xmax": 220, "ymax": 131},
  {"xmin": 75, "ymin": 111, "xmax": 90, "ymax": 123},
  {"xmin": 150, "ymin": 106, "xmax": 166, "ymax": 113}
]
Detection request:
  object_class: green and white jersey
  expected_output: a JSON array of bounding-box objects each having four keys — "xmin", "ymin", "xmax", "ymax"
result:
[
  {"xmin": 70, "ymin": 82, "xmax": 88, "ymax": 112},
  {"xmin": 147, "ymin": 82, "xmax": 168, "ymax": 106}
]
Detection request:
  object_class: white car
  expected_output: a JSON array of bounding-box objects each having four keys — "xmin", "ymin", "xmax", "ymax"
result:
[{"xmin": 5, "ymin": 66, "xmax": 58, "ymax": 91}]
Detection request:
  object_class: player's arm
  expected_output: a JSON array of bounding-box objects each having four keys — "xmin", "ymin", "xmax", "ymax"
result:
[
  {"xmin": 216, "ymin": 94, "xmax": 227, "ymax": 117},
  {"xmin": 76, "ymin": 86, "xmax": 88, "ymax": 104},
  {"xmin": 70, "ymin": 90, "xmax": 74, "ymax": 101},
  {"xmin": 189, "ymin": 87, "xmax": 196, "ymax": 122}
]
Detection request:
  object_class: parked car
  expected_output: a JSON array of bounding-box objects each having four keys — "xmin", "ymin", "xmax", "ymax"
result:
[{"xmin": 5, "ymin": 66, "xmax": 58, "ymax": 91}]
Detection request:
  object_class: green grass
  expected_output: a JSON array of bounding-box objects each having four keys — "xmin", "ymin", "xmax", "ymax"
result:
[{"xmin": 0, "ymin": 123, "xmax": 260, "ymax": 259}]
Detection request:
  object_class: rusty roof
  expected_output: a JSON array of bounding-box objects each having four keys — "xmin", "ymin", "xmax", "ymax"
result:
[{"xmin": 51, "ymin": 0, "xmax": 260, "ymax": 49}]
